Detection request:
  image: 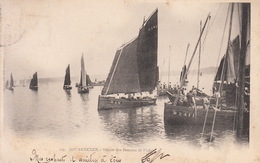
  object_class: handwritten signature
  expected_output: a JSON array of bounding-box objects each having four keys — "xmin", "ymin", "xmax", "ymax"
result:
[{"xmin": 141, "ymin": 148, "xmax": 170, "ymax": 163}]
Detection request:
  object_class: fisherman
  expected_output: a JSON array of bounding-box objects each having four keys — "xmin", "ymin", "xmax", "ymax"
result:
[
  {"xmin": 169, "ymin": 82, "xmax": 172, "ymax": 89},
  {"xmin": 139, "ymin": 92, "xmax": 143, "ymax": 99},
  {"xmin": 203, "ymin": 97, "xmax": 210, "ymax": 109},
  {"xmin": 186, "ymin": 91, "xmax": 193, "ymax": 107},
  {"xmin": 192, "ymin": 86, "xmax": 197, "ymax": 96},
  {"xmin": 163, "ymin": 82, "xmax": 166, "ymax": 89},
  {"xmin": 115, "ymin": 94, "xmax": 120, "ymax": 99},
  {"xmin": 133, "ymin": 93, "xmax": 137, "ymax": 100}
]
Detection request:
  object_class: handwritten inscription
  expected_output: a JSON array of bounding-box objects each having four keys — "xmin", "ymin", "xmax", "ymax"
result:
[
  {"xmin": 141, "ymin": 148, "xmax": 170, "ymax": 163},
  {"xmin": 30, "ymin": 149, "xmax": 122, "ymax": 163},
  {"xmin": 30, "ymin": 149, "xmax": 67, "ymax": 163}
]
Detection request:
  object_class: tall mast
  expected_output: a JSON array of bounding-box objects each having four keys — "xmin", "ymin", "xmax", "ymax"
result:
[
  {"xmin": 237, "ymin": 3, "xmax": 250, "ymax": 139},
  {"xmin": 197, "ymin": 21, "xmax": 202, "ymax": 89},
  {"xmin": 168, "ymin": 45, "xmax": 171, "ymax": 88},
  {"xmin": 209, "ymin": 3, "xmax": 234, "ymax": 142},
  {"xmin": 180, "ymin": 14, "xmax": 211, "ymax": 88}
]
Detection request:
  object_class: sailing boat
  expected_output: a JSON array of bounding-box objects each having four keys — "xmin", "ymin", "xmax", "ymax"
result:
[
  {"xmin": 164, "ymin": 3, "xmax": 250, "ymax": 130},
  {"xmin": 78, "ymin": 54, "xmax": 89, "ymax": 93},
  {"xmin": 29, "ymin": 72, "xmax": 38, "ymax": 91},
  {"xmin": 63, "ymin": 64, "xmax": 72, "ymax": 90},
  {"xmin": 98, "ymin": 9, "xmax": 158, "ymax": 110},
  {"xmin": 8, "ymin": 73, "xmax": 14, "ymax": 90}
]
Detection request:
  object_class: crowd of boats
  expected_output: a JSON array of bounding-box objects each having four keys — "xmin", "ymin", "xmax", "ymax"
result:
[{"xmin": 5, "ymin": 3, "xmax": 250, "ymax": 140}]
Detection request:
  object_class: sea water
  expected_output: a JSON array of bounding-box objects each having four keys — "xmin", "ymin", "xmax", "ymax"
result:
[{"xmin": 2, "ymin": 74, "xmax": 249, "ymax": 162}]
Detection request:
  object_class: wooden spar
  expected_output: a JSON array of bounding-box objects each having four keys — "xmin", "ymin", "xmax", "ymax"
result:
[
  {"xmin": 219, "ymin": 4, "xmax": 234, "ymax": 97},
  {"xmin": 197, "ymin": 21, "xmax": 202, "ymax": 89},
  {"xmin": 183, "ymin": 43, "xmax": 190, "ymax": 66},
  {"xmin": 180, "ymin": 14, "xmax": 211, "ymax": 88},
  {"xmin": 168, "ymin": 45, "xmax": 171, "ymax": 88},
  {"xmin": 209, "ymin": 3, "xmax": 234, "ymax": 142},
  {"xmin": 173, "ymin": 14, "xmax": 211, "ymax": 106},
  {"xmin": 237, "ymin": 3, "xmax": 249, "ymax": 139},
  {"xmin": 179, "ymin": 43, "xmax": 190, "ymax": 85}
]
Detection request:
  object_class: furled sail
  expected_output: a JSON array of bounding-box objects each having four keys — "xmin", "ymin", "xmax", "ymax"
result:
[
  {"xmin": 101, "ymin": 9, "xmax": 158, "ymax": 95},
  {"xmin": 64, "ymin": 64, "xmax": 71, "ymax": 86}
]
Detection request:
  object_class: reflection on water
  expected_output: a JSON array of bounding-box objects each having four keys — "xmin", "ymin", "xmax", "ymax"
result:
[
  {"xmin": 4, "ymin": 80, "xmax": 247, "ymax": 149},
  {"xmin": 98, "ymin": 106, "xmax": 162, "ymax": 146}
]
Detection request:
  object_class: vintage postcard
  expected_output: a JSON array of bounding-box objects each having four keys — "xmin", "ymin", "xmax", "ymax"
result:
[{"xmin": 1, "ymin": 0, "xmax": 260, "ymax": 162}]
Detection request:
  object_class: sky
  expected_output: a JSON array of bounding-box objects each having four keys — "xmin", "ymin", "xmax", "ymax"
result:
[{"xmin": 2, "ymin": 0, "xmax": 242, "ymax": 81}]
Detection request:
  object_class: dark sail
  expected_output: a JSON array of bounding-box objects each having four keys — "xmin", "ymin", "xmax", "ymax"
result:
[
  {"xmin": 79, "ymin": 70, "xmax": 82, "ymax": 86},
  {"xmin": 214, "ymin": 57, "xmax": 225, "ymax": 81},
  {"xmin": 10, "ymin": 73, "xmax": 14, "ymax": 87},
  {"xmin": 137, "ymin": 9, "xmax": 158, "ymax": 92},
  {"xmin": 101, "ymin": 39, "xmax": 141, "ymax": 95},
  {"xmin": 214, "ymin": 35, "xmax": 240, "ymax": 83},
  {"xmin": 64, "ymin": 64, "xmax": 71, "ymax": 86},
  {"xmin": 226, "ymin": 35, "xmax": 240, "ymax": 82},
  {"xmin": 86, "ymin": 75, "xmax": 92, "ymax": 86},
  {"xmin": 30, "ymin": 72, "xmax": 38, "ymax": 87},
  {"xmin": 101, "ymin": 9, "xmax": 158, "ymax": 95}
]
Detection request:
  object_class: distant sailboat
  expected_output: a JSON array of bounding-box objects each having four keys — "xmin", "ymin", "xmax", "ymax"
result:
[
  {"xmin": 98, "ymin": 9, "xmax": 158, "ymax": 110},
  {"xmin": 78, "ymin": 54, "xmax": 89, "ymax": 93},
  {"xmin": 8, "ymin": 73, "xmax": 14, "ymax": 90},
  {"xmin": 29, "ymin": 72, "xmax": 38, "ymax": 91},
  {"xmin": 63, "ymin": 64, "xmax": 72, "ymax": 90}
]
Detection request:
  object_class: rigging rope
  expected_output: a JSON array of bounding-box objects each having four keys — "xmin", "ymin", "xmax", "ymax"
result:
[
  {"xmin": 200, "ymin": 107, "xmax": 209, "ymax": 143},
  {"xmin": 213, "ymin": 4, "xmax": 231, "ymax": 85},
  {"xmin": 210, "ymin": 3, "xmax": 234, "ymax": 142},
  {"xmin": 202, "ymin": 3, "xmax": 222, "ymax": 47}
]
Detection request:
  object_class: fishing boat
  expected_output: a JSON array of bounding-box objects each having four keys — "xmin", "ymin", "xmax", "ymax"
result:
[
  {"xmin": 98, "ymin": 9, "xmax": 158, "ymax": 110},
  {"xmin": 8, "ymin": 73, "xmax": 14, "ymax": 90},
  {"xmin": 29, "ymin": 72, "xmax": 38, "ymax": 91},
  {"xmin": 63, "ymin": 64, "xmax": 72, "ymax": 90},
  {"xmin": 78, "ymin": 55, "xmax": 89, "ymax": 93},
  {"xmin": 164, "ymin": 3, "xmax": 250, "ymax": 133}
]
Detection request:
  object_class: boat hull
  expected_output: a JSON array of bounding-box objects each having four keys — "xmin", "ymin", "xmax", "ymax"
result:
[
  {"xmin": 29, "ymin": 86, "xmax": 38, "ymax": 91},
  {"xmin": 157, "ymin": 88, "xmax": 177, "ymax": 96},
  {"xmin": 63, "ymin": 85, "xmax": 72, "ymax": 90},
  {"xmin": 8, "ymin": 87, "xmax": 14, "ymax": 91},
  {"xmin": 78, "ymin": 87, "xmax": 89, "ymax": 93},
  {"xmin": 164, "ymin": 103, "xmax": 237, "ymax": 126},
  {"xmin": 98, "ymin": 95, "xmax": 156, "ymax": 110}
]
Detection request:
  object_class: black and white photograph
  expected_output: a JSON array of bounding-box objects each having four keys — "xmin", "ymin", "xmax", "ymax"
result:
[{"xmin": 1, "ymin": 0, "xmax": 259, "ymax": 162}]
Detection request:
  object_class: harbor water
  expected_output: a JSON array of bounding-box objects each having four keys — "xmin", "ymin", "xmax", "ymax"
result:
[{"xmin": 2, "ymin": 74, "xmax": 249, "ymax": 162}]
